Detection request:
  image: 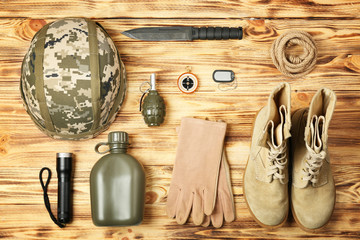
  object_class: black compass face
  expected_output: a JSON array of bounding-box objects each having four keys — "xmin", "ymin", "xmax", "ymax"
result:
[{"xmin": 182, "ymin": 76, "xmax": 194, "ymax": 90}]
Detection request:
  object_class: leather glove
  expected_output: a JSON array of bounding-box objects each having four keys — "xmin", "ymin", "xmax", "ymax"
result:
[
  {"xmin": 200, "ymin": 150, "xmax": 235, "ymax": 228},
  {"xmin": 167, "ymin": 118, "xmax": 227, "ymax": 224}
]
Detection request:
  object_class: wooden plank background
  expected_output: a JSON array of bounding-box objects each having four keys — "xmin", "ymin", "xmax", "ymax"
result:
[{"xmin": 0, "ymin": 1, "xmax": 360, "ymax": 239}]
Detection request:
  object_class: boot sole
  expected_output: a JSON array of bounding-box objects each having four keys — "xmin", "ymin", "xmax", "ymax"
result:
[
  {"xmin": 290, "ymin": 109, "xmax": 336, "ymax": 233},
  {"xmin": 243, "ymin": 108, "xmax": 289, "ymax": 229}
]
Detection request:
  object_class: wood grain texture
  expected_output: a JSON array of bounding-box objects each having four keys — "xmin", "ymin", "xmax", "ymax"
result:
[
  {"xmin": 0, "ymin": 0, "xmax": 360, "ymax": 19},
  {"xmin": 1, "ymin": 2, "xmax": 360, "ymax": 240}
]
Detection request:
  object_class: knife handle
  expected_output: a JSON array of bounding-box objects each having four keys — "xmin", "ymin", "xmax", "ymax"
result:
[{"xmin": 192, "ymin": 27, "xmax": 243, "ymax": 40}]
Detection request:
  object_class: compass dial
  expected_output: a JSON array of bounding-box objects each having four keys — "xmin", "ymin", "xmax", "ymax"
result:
[{"xmin": 177, "ymin": 73, "xmax": 199, "ymax": 94}]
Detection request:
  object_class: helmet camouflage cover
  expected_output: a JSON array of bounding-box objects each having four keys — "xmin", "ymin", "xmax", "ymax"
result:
[{"xmin": 20, "ymin": 18, "xmax": 126, "ymax": 140}]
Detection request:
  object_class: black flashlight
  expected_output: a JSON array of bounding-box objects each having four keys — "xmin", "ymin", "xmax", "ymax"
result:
[{"xmin": 56, "ymin": 152, "xmax": 73, "ymax": 223}]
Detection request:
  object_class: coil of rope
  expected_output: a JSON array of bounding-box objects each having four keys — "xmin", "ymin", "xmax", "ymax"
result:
[{"xmin": 271, "ymin": 30, "xmax": 317, "ymax": 78}]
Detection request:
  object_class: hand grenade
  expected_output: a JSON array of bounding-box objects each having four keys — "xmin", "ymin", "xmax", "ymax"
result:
[{"xmin": 140, "ymin": 74, "xmax": 166, "ymax": 126}]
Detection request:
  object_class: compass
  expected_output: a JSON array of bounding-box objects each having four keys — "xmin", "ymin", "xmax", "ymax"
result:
[{"xmin": 177, "ymin": 72, "xmax": 199, "ymax": 94}]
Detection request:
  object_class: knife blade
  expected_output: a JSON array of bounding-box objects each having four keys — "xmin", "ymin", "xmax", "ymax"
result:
[{"xmin": 122, "ymin": 26, "xmax": 243, "ymax": 41}]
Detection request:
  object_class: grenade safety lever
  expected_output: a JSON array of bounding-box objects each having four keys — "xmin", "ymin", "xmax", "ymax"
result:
[{"xmin": 139, "ymin": 73, "xmax": 166, "ymax": 126}]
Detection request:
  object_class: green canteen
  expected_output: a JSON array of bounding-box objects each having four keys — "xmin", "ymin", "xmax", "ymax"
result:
[{"xmin": 90, "ymin": 131, "xmax": 145, "ymax": 226}]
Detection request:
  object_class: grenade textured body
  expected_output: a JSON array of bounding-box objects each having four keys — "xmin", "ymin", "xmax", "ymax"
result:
[
  {"xmin": 141, "ymin": 90, "xmax": 166, "ymax": 126},
  {"xmin": 20, "ymin": 18, "xmax": 126, "ymax": 140}
]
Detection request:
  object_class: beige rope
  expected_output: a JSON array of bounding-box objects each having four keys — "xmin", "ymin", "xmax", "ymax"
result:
[{"xmin": 271, "ymin": 30, "xmax": 317, "ymax": 78}]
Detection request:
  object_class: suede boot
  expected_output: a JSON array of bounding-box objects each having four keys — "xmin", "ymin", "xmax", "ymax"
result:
[
  {"xmin": 244, "ymin": 82, "xmax": 291, "ymax": 228},
  {"xmin": 290, "ymin": 88, "xmax": 336, "ymax": 231}
]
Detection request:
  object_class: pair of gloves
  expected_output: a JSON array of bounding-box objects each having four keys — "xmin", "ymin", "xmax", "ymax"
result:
[{"xmin": 166, "ymin": 118, "xmax": 235, "ymax": 228}]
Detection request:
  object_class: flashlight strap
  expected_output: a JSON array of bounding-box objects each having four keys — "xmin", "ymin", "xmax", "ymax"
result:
[{"xmin": 39, "ymin": 167, "xmax": 65, "ymax": 228}]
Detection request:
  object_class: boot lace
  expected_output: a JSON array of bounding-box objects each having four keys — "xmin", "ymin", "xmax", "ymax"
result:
[
  {"xmin": 302, "ymin": 145, "xmax": 326, "ymax": 184},
  {"xmin": 266, "ymin": 141, "xmax": 287, "ymax": 184}
]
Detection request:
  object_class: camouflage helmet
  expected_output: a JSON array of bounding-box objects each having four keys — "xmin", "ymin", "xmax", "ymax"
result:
[{"xmin": 20, "ymin": 18, "xmax": 126, "ymax": 140}]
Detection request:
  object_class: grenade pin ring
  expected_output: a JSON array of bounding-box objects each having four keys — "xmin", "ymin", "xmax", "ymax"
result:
[{"xmin": 139, "ymin": 81, "xmax": 151, "ymax": 94}]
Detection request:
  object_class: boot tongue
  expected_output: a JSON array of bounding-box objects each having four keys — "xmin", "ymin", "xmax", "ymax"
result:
[
  {"xmin": 269, "ymin": 105, "xmax": 287, "ymax": 148},
  {"xmin": 307, "ymin": 115, "xmax": 325, "ymax": 154},
  {"xmin": 305, "ymin": 88, "xmax": 336, "ymax": 147},
  {"xmin": 314, "ymin": 116, "xmax": 326, "ymax": 153},
  {"xmin": 259, "ymin": 104, "xmax": 290, "ymax": 147},
  {"xmin": 273, "ymin": 121, "xmax": 284, "ymax": 147},
  {"xmin": 265, "ymin": 120, "xmax": 283, "ymax": 149},
  {"xmin": 308, "ymin": 115, "xmax": 317, "ymax": 149}
]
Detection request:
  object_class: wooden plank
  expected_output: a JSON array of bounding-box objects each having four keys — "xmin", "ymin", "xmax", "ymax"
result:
[
  {"xmin": 0, "ymin": 164, "xmax": 359, "ymax": 205},
  {"xmin": 1, "ymin": 89, "xmax": 359, "ymax": 165},
  {"xmin": 1, "ymin": 18, "xmax": 360, "ymax": 92},
  {"xmin": 0, "ymin": 0, "xmax": 360, "ymax": 19},
  {"xmin": 0, "ymin": 203, "xmax": 360, "ymax": 239}
]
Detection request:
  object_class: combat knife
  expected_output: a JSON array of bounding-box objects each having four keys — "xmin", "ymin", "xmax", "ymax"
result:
[{"xmin": 122, "ymin": 26, "xmax": 243, "ymax": 41}]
